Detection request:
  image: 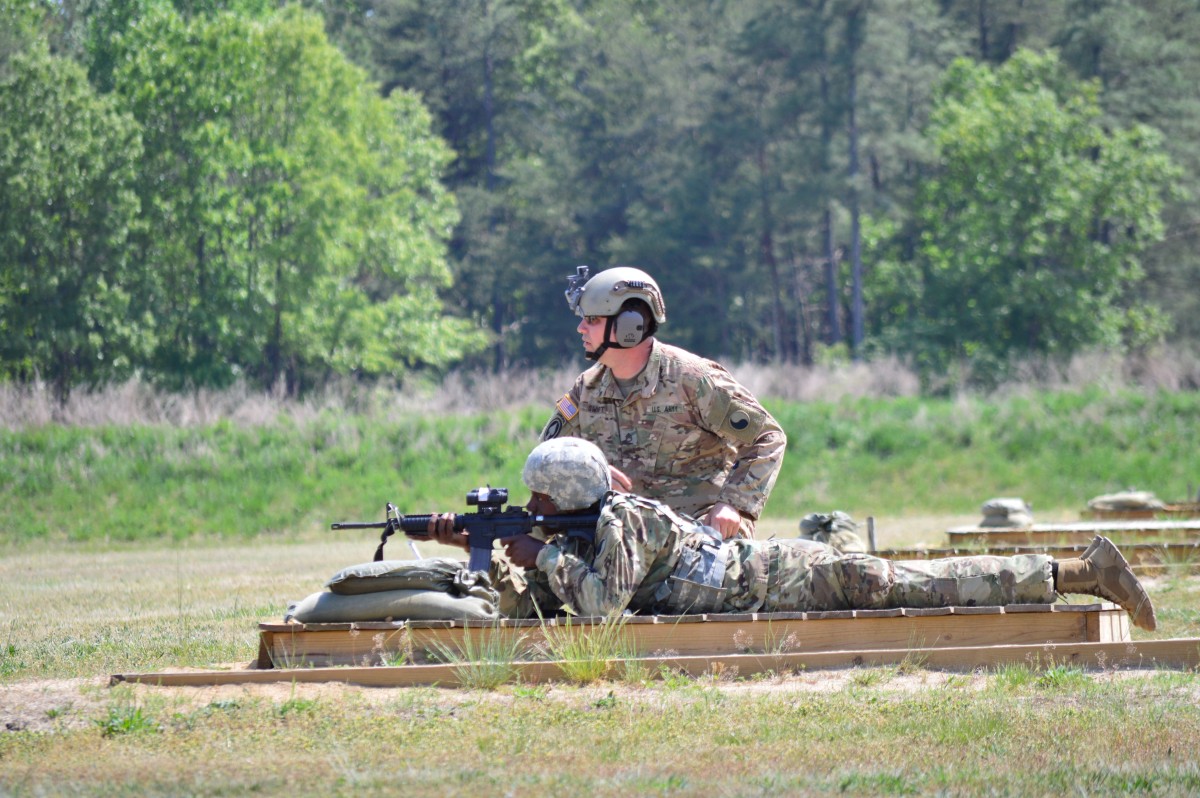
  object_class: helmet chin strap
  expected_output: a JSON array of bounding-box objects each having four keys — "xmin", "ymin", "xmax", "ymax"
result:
[{"xmin": 585, "ymin": 316, "xmax": 624, "ymax": 362}]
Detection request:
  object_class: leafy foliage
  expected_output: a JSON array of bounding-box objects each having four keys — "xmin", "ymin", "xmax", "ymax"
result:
[
  {"xmin": 110, "ymin": 5, "xmax": 484, "ymax": 391},
  {"xmin": 0, "ymin": 19, "xmax": 143, "ymax": 399},
  {"xmin": 4, "ymin": 0, "xmax": 1200, "ymax": 393},
  {"xmin": 868, "ymin": 50, "xmax": 1178, "ymax": 382}
]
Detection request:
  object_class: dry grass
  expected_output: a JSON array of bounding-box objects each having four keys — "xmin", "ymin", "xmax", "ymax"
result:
[{"xmin": 5, "ymin": 346, "xmax": 1199, "ymax": 430}]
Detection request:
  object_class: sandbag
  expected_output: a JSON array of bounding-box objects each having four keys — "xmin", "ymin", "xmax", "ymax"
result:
[
  {"xmin": 1087, "ymin": 490, "xmax": 1165, "ymax": 512},
  {"xmin": 326, "ymin": 557, "xmax": 494, "ymax": 602},
  {"xmin": 979, "ymin": 497, "xmax": 1033, "ymax": 528},
  {"xmin": 285, "ymin": 588, "xmax": 499, "ymax": 623}
]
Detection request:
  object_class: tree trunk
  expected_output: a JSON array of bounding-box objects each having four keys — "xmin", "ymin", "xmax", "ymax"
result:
[
  {"xmin": 820, "ymin": 59, "xmax": 842, "ymax": 347},
  {"xmin": 846, "ymin": 8, "xmax": 865, "ymax": 357},
  {"xmin": 757, "ymin": 135, "xmax": 788, "ymax": 362},
  {"xmin": 483, "ymin": 0, "xmax": 506, "ymax": 372}
]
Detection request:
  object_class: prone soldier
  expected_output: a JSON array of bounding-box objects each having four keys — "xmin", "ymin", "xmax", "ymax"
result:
[{"xmin": 434, "ymin": 438, "xmax": 1158, "ymax": 631}]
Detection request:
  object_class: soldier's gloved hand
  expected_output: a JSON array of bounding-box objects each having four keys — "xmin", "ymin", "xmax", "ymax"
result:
[
  {"xmin": 609, "ymin": 465, "xmax": 633, "ymax": 492},
  {"xmin": 425, "ymin": 512, "xmax": 470, "ymax": 552},
  {"xmin": 705, "ymin": 502, "xmax": 743, "ymax": 540},
  {"xmin": 501, "ymin": 534, "xmax": 545, "ymax": 569}
]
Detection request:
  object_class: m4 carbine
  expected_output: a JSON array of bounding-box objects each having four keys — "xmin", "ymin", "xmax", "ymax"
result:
[{"xmin": 332, "ymin": 487, "xmax": 600, "ymax": 572}]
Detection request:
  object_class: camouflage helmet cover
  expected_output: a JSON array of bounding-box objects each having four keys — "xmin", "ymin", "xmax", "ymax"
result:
[
  {"xmin": 567, "ymin": 266, "xmax": 667, "ymax": 323},
  {"xmin": 522, "ymin": 437, "xmax": 612, "ymax": 511}
]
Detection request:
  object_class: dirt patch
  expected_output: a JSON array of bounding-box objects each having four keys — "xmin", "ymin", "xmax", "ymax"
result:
[{"xmin": 0, "ymin": 666, "xmax": 987, "ymax": 734}]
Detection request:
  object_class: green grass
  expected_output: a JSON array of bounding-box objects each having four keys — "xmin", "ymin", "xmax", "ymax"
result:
[
  {"xmin": 427, "ymin": 623, "xmax": 531, "ymax": 689},
  {"xmin": 1, "ymin": 384, "xmax": 1199, "ymax": 793},
  {"xmin": 5, "ymin": 675, "xmax": 1200, "ymax": 796},
  {"xmin": 537, "ymin": 613, "xmax": 645, "ymax": 685},
  {"xmin": 0, "ymin": 537, "xmax": 1198, "ymax": 795},
  {"xmin": 1, "ymin": 386, "xmax": 1198, "ymax": 548}
]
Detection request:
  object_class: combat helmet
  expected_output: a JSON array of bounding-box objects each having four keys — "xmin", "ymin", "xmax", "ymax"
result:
[
  {"xmin": 564, "ymin": 266, "xmax": 666, "ymax": 358},
  {"xmin": 565, "ymin": 266, "xmax": 667, "ymax": 324},
  {"xmin": 522, "ymin": 437, "xmax": 611, "ymax": 511}
]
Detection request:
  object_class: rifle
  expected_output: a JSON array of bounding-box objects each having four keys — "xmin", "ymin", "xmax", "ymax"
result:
[{"xmin": 331, "ymin": 487, "xmax": 600, "ymax": 572}]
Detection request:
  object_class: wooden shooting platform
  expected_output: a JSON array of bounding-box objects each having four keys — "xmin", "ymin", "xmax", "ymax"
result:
[
  {"xmin": 253, "ymin": 602, "xmax": 1130, "ymax": 670},
  {"xmin": 1081, "ymin": 502, "xmax": 1200, "ymax": 521},
  {"xmin": 945, "ymin": 519, "xmax": 1200, "ymax": 547},
  {"xmin": 108, "ymin": 601, "xmax": 1200, "ymax": 689}
]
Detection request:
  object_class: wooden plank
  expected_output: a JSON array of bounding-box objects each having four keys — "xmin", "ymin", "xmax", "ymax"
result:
[
  {"xmin": 111, "ymin": 637, "xmax": 1200, "ymax": 688},
  {"xmin": 1082, "ymin": 503, "xmax": 1200, "ymax": 521},
  {"xmin": 945, "ymin": 521, "xmax": 1200, "ymax": 547},
  {"xmin": 258, "ymin": 603, "xmax": 1127, "ymax": 669},
  {"xmin": 875, "ymin": 542, "xmax": 1200, "ymax": 574}
]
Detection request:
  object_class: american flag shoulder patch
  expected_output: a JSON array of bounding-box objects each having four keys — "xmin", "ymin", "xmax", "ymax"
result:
[{"xmin": 555, "ymin": 394, "xmax": 579, "ymax": 421}]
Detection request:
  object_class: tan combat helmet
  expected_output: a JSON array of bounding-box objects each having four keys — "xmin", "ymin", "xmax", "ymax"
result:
[
  {"xmin": 522, "ymin": 437, "xmax": 612, "ymax": 511},
  {"xmin": 565, "ymin": 266, "xmax": 667, "ymax": 324}
]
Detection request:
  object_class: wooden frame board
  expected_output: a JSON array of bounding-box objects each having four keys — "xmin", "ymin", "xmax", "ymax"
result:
[
  {"xmin": 1082, "ymin": 503, "xmax": 1200, "ymax": 521},
  {"xmin": 946, "ymin": 520, "xmax": 1200, "ymax": 546},
  {"xmin": 253, "ymin": 603, "xmax": 1128, "ymax": 670},
  {"xmin": 875, "ymin": 542, "xmax": 1200, "ymax": 574},
  {"xmin": 113, "ymin": 636, "xmax": 1200, "ymax": 689}
]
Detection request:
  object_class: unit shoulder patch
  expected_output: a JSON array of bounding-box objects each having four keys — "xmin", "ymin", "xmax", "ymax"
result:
[{"xmin": 719, "ymin": 400, "xmax": 767, "ymax": 445}]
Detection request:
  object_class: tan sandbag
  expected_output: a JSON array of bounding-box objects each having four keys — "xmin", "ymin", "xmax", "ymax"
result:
[
  {"xmin": 326, "ymin": 557, "xmax": 490, "ymax": 596},
  {"xmin": 979, "ymin": 497, "xmax": 1033, "ymax": 528},
  {"xmin": 1087, "ymin": 490, "xmax": 1165, "ymax": 511},
  {"xmin": 285, "ymin": 588, "xmax": 499, "ymax": 623}
]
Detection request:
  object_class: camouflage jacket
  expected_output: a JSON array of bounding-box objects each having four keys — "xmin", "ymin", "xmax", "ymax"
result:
[
  {"xmin": 515, "ymin": 491, "xmax": 718, "ymax": 618},
  {"xmin": 539, "ymin": 340, "xmax": 786, "ymax": 523}
]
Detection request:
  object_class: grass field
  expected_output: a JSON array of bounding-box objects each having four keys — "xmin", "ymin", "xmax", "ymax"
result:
[
  {"xmin": 2, "ymin": 534, "xmax": 1200, "ymax": 796},
  {"xmin": 2, "ymin": 370, "xmax": 1199, "ymax": 795}
]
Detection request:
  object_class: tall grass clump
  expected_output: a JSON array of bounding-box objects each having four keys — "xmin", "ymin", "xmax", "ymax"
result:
[
  {"xmin": 538, "ymin": 614, "xmax": 643, "ymax": 684},
  {"xmin": 428, "ymin": 623, "xmax": 530, "ymax": 690}
]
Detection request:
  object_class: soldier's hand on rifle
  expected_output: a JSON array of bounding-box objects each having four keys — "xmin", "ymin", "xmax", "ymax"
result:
[
  {"xmin": 425, "ymin": 512, "xmax": 470, "ymax": 552},
  {"xmin": 501, "ymin": 534, "xmax": 545, "ymax": 569},
  {"xmin": 609, "ymin": 465, "xmax": 633, "ymax": 492}
]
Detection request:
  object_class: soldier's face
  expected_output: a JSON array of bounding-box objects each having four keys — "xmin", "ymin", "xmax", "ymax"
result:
[
  {"xmin": 577, "ymin": 315, "xmax": 608, "ymax": 353},
  {"xmin": 526, "ymin": 491, "xmax": 560, "ymax": 515}
]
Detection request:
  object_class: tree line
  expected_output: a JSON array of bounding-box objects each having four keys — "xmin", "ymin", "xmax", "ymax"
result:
[{"xmin": 2, "ymin": 0, "xmax": 1195, "ymax": 398}]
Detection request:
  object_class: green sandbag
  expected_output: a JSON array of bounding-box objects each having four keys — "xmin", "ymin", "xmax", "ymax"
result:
[{"xmin": 286, "ymin": 588, "xmax": 499, "ymax": 623}]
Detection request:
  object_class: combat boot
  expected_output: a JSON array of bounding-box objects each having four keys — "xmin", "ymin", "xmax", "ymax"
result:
[{"xmin": 1055, "ymin": 535, "xmax": 1157, "ymax": 631}]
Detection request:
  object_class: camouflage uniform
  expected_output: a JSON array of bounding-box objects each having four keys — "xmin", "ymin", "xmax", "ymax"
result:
[
  {"xmin": 540, "ymin": 340, "xmax": 786, "ymax": 536},
  {"xmin": 503, "ymin": 492, "xmax": 1053, "ymax": 619}
]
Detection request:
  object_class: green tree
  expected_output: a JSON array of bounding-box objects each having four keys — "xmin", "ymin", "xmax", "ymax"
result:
[
  {"xmin": 869, "ymin": 49, "xmax": 1178, "ymax": 381},
  {"xmin": 0, "ymin": 9, "xmax": 143, "ymax": 398},
  {"xmin": 112, "ymin": 5, "xmax": 483, "ymax": 391},
  {"xmin": 1054, "ymin": 0, "xmax": 1200, "ymax": 344}
]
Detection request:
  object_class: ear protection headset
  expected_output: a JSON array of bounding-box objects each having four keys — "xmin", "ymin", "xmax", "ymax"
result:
[
  {"xmin": 590, "ymin": 300, "xmax": 654, "ymax": 360},
  {"xmin": 612, "ymin": 304, "xmax": 649, "ymax": 347}
]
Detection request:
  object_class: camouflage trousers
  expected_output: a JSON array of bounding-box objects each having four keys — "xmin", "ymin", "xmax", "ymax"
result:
[{"xmin": 720, "ymin": 539, "xmax": 1054, "ymax": 614}]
